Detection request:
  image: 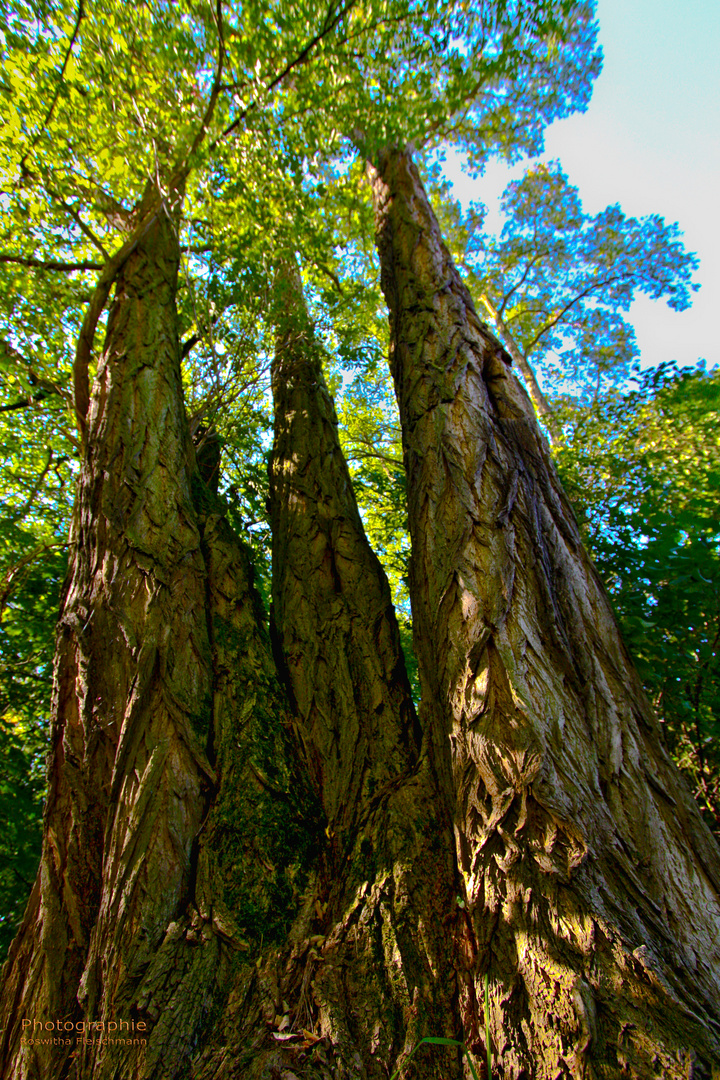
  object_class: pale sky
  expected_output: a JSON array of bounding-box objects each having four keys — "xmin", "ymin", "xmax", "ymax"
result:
[{"xmin": 447, "ymin": 0, "xmax": 720, "ymax": 370}]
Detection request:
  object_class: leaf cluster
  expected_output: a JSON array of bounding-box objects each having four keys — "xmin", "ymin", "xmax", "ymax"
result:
[
  {"xmin": 555, "ymin": 364, "xmax": 720, "ymax": 833},
  {"xmin": 449, "ymin": 161, "xmax": 699, "ymax": 402}
]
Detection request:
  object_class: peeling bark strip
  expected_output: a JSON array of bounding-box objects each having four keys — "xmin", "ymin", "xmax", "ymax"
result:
[
  {"xmin": 371, "ymin": 147, "xmax": 720, "ymax": 1077},
  {"xmin": 0, "ymin": 189, "xmax": 313, "ymax": 1080},
  {"xmin": 267, "ymin": 259, "xmax": 461, "ymax": 1079}
]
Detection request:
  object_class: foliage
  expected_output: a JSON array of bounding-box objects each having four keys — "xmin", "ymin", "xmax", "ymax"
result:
[
  {"xmin": 0, "ymin": 545, "xmax": 68, "ymax": 957},
  {"xmin": 335, "ymin": 364, "xmax": 420, "ymax": 697},
  {"xmin": 0, "ymin": 0, "xmax": 603, "ymax": 581},
  {"xmin": 0, "ymin": 354, "xmax": 73, "ymax": 955},
  {"xmin": 446, "ymin": 161, "xmax": 699, "ymax": 404},
  {"xmin": 0, "ymin": 712, "xmax": 46, "ymax": 956},
  {"xmin": 554, "ymin": 364, "xmax": 720, "ymax": 835}
]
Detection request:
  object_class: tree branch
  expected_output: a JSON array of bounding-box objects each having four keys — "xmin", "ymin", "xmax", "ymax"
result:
[
  {"xmin": 0, "ymin": 540, "xmax": 67, "ymax": 617},
  {"xmin": 11, "ymin": 867, "xmax": 34, "ymax": 889},
  {"xmin": 180, "ymin": 332, "xmax": 204, "ymax": 360},
  {"xmin": 175, "ymin": 0, "xmax": 226, "ymax": 179},
  {"xmin": 17, "ymin": 164, "xmax": 115, "ymax": 260},
  {"xmin": 0, "ymin": 253, "xmax": 102, "ymax": 272},
  {"xmin": 523, "ymin": 275, "xmax": 620, "ymax": 355},
  {"xmin": 72, "ymin": 5, "xmax": 228, "ymax": 435},
  {"xmin": 348, "ymin": 445, "xmax": 403, "ymax": 469},
  {"xmin": 73, "ymin": 202, "xmax": 171, "ymax": 434},
  {"xmin": 73, "ymin": 0, "xmax": 348, "ymax": 433},
  {"xmin": 0, "ymin": 341, "xmax": 70, "ymax": 407},
  {"xmin": 497, "ymin": 251, "xmax": 547, "ymax": 316},
  {"xmin": 315, "ymin": 261, "xmax": 345, "ymax": 295},
  {"xmin": 479, "ymin": 291, "xmax": 556, "ymax": 438},
  {"xmin": 0, "ymin": 389, "xmax": 57, "ymax": 413},
  {"xmin": 6, "ymin": 450, "xmax": 54, "ymax": 525},
  {"xmin": 49, "ymin": 190, "xmax": 111, "ymax": 259}
]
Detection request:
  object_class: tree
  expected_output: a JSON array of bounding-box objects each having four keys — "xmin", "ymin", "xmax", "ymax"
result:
[
  {"xmin": 370, "ymin": 144, "xmax": 720, "ymax": 1075},
  {"xmin": 0, "ymin": 0, "xmax": 600, "ymax": 963},
  {"xmin": 268, "ymin": 257, "xmax": 459, "ymax": 1075},
  {"xmin": 330, "ymin": 320, "xmax": 720, "ymax": 857},
  {"xmin": 453, "ymin": 162, "xmax": 700, "ymax": 425},
  {"xmin": 2, "ymin": 1, "xmax": 720, "ymax": 1078}
]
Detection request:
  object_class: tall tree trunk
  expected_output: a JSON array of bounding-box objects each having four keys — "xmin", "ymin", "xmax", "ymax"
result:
[
  {"xmin": 0, "ymin": 185, "xmax": 314, "ymax": 1080},
  {"xmin": 266, "ymin": 258, "xmax": 462, "ymax": 1078},
  {"xmin": 370, "ymin": 146, "xmax": 720, "ymax": 1078}
]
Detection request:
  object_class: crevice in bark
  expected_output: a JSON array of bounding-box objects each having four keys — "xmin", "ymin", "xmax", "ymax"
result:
[{"xmin": 371, "ymin": 145, "xmax": 720, "ymax": 1078}]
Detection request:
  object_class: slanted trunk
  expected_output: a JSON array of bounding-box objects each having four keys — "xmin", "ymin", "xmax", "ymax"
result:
[
  {"xmin": 0, "ymin": 186, "xmax": 315, "ymax": 1080},
  {"xmin": 371, "ymin": 147, "xmax": 720, "ymax": 1078},
  {"xmin": 266, "ymin": 258, "xmax": 461, "ymax": 1078}
]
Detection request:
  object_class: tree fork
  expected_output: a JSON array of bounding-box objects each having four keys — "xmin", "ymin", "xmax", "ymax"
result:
[{"xmin": 370, "ymin": 145, "xmax": 720, "ymax": 1078}]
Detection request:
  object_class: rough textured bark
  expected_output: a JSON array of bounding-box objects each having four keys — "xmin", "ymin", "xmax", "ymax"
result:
[
  {"xmin": 269, "ymin": 259, "xmax": 421, "ymax": 838},
  {"xmin": 0, "ymin": 185, "xmax": 314, "ymax": 1080},
  {"xmin": 266, "ymin": 259, "xmax": 461, "ymax": 1079},
  {"xmin": 371, "ymin": 147, "xmax": 720, "ymax": 1078}
]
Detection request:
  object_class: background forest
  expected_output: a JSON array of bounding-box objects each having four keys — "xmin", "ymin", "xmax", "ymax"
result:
[{"xmin": 0, "ymin": 0, "xmax": 718, "ymax": 968}]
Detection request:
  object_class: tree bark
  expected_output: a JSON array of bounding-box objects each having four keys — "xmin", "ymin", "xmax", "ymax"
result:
[
  {"xmin": 370, "ymin": 146, "xmax": 720, "ymax": 1078},
  {"xmin": 0, "ymin": 185, "xmax": 315, "ymax": 1080},
  {"xmin": 266, "ymin": 258, "xmax": 462, "ymax": 1078},
  {"xmin": 5, "ymin": 152, "xmax": 720, "ymax": 1080}
]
